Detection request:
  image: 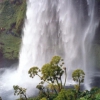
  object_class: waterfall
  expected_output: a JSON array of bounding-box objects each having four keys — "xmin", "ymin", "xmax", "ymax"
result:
[
  {"xmin": 0, "ymin": 0, "xmax": 100, "ymax": 100},
  {"xmin": 19, "ymin": 0, "xmax": 99, "ymax": 87}
]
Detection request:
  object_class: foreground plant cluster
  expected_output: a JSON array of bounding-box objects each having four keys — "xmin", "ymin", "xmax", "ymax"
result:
[
  {"xmin": 13, "ymin": 56, "xmax": 100, "ymax": 100},
  {"xmin": 2, "ymin": 56, "xmax": 100, "ymax": 100}
]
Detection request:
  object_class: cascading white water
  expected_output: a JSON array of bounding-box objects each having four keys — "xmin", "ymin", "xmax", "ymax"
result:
[
  {"xmin": 82, "ymin": 0, "xmax": 98, "ymax": 89},
  {"xmin": 0, "ymin": 0, "xmax": 99, "ymax": 100},
  {"xmin": 19, "ymin": 0, "xmax": 99, "ymax": 87}
]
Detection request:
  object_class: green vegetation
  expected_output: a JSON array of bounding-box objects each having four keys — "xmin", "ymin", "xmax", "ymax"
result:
[
  {"xmin": 28, "ymin": 56, "xmax": 66, "ymax": 93},
  {"xmin": 13, "ymin": 85, "xmax": 27, "ymax": 100},
  {"xmin": 0, "ymin": 0, "xmax": 26, "ymax": 32},
  {"xmin": 0, "ymin": 0, "xmax": 26, "ymax": 59},
  {"xmin": 12, "ymin": 56, "xmax": 100, "ymax": 100},
  {"xmin": 0, "ymin": 33, "xmax": 21, "ymax": 59},
  {"xmin": 72, "ymin": 69, "xmax": 85, "ymax": 92}
]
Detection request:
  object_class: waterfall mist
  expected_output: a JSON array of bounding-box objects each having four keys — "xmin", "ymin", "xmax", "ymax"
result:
[{"xmin": 0, "ymin": 0, "xmax": 100, "ymax": 100}]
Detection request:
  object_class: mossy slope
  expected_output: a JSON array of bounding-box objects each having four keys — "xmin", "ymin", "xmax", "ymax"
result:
[{"xmin": 0, "ymin": 0, "xmax": 26, "ymax": 60}]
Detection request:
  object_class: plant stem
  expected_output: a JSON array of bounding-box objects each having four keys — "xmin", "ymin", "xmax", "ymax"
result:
[{"xmin": 55, "ymin": 78, "xmax": 60, "ymax": 92}]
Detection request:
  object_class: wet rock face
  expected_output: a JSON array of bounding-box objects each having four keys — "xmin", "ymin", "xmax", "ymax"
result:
[
  {"xmin": 95, "ymin": 0, "xmax": 100, "ymax": 19},
  {"xmin": 0, "ymin": 52, "xmax": 3, "ymax": 59},
  {"xmin": 0, "ymin": 46, "xmax": 3, "ymax": 60},
  {"xmin": 0, "ymin": 0, "xmax": 3, "ymax": 3},
  {"xmin": 94, "ymin": 0, "xmax": 100, "ymax": 43},
  {"xmin": 94, "ymin": 23, "xmax": 100, "ymax": 44},
  {"xmin": 0, "ymin": 58, "xmax": 18, "ymax": 68}
]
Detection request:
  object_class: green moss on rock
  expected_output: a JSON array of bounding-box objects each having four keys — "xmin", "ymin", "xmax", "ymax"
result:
[
  {"xmin": 0, "ymin": 32, "xmax": 21, "ymax": 59},
  {"xmin": 0, "ymin": 0, "xmax": 26, "ymax": 60}
]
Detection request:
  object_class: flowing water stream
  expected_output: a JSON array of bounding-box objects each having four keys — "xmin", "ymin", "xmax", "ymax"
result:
[{"xmin": 0, "ymin": 0, "xmax": 100, "ymax": 100}]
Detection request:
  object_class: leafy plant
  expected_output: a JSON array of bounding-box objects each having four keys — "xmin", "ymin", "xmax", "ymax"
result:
[
  {"xmin": 40, "ymin": 97, "xmax": 47, "ymax": 100},
  {"xmin": 28, "ymin": 56, "xmax": 67, "ymax": 94},
  {"xmin": 13, "ymin": 85, "xmax": 27, "ymax": 100},
  {"xmin": 13, "ymin": 56, "xmax": 100, "ymax": 100},
  {"xmin": 54, "ymin": 89, "xmax": 76, "ymax": 100},
  {"xmin": 72, "ymin": 69, "xmax": 85, "ymax": 92}
]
